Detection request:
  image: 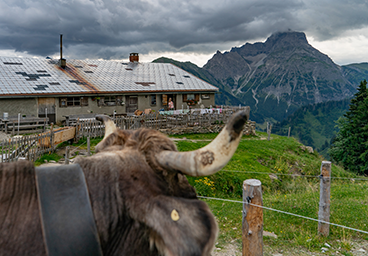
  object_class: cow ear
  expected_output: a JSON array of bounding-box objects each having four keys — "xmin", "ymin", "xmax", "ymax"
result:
[
  {"xmin": 145, "ymin": 195, "xmax": 218, "ymax": 256},
  {"xmin": 95, "ymin": 115, "xmax": 118, "ymax": 152},
  {"xmin": 96, "ymin": 115, "xmax": 117, "ymax": 139}
]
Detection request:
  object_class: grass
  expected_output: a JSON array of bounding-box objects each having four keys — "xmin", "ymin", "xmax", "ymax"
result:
[
  {"xmin": 34, "ymin": 137, "xmax": 102, "ymax": 166},
  {"xmin": 175, "ymin": 132, "xmax": 368, "ymax": 254},
  {"xmin": 34, "ymin": 131, "xmax": 368, "ymax": 254},
  {"xmin": 34, "ymin": 152, "xmax": 64, "ymax": 166}
]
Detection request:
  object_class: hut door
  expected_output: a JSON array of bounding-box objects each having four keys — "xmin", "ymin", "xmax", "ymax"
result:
[
  {"xmin": 126, "ymin": 96, "xmax": 138, "ymax": 113},
  {"xmin": 38, "ymin": 98, "xmax": 56, "ymax": 124}
]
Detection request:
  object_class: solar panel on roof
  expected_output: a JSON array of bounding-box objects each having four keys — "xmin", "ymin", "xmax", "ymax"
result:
[
  {"xmin": 3, "ymin": 62, "xmax": 23, "ymax": 65},
  {"xmin": 33, "ymin": 85, "xmax": 49, "ymax": 91}
]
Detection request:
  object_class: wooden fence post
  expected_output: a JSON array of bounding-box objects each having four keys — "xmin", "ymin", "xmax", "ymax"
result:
[
  {"xmin": 17, "ymin": 113, "xmax": 20, "ymax": 135},
  {"xmin": 50, "ymin": 123, "xmax": 54, "ymax": 151},
  {"xmin": 65, "ymin": 146, "xmax": 69, "ymax": 165},
  {"xmin": 288, "ymin": 127, "xmax": 291, "ymax": 138},
  {"xmin": 267, "ymin": 123, "xmax": 272, "ymax": 141},
  {"xmin": 318, "ymin": 161, "xmax": 331, "ymax": 236},
  {"xmin": 87, "ymin": 136, "xmax": 91, "ymax": 156},
  {"xmin": 75, "ymin": 118, "xmax": 80, "ymax": 142},
  {"xmin": 243, "ymin": 179, "xmax": 263, "ymax": 256}
]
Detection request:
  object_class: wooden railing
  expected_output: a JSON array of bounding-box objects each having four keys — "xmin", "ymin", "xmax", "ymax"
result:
[
  {"xmin": 74, "ymin": 108, "xmax": 246, "ymax": 139},
  {"xmin": 0, "ymin": 117, "xmax": 49, "ymax": 135},
  {"xmin": 0, "ymin": 107, "xmax": 249, "ymax": 162},
  {"xmin": 0, "ymin": 133, "xmax": 53, "ymax": 163}
]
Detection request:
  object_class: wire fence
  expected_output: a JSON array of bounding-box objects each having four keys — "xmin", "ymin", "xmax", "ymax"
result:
[
  {"xmin": 220, "ymin": 169, "xmax": 368, "ymax": 181},
  {"xmin": 198, "ymin": 195, "xmax": 368, "ymax": 235}
]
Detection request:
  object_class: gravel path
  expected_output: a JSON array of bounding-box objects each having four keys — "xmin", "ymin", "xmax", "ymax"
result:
[{"xmin": 211, "ymin": 240, "xmax": 368, "ymax": 256}]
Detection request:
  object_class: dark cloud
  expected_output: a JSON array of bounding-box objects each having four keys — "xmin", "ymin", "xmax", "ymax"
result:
[{"xmin": 0, "ymin": 0, "xmax": 367, "ymax": 60}]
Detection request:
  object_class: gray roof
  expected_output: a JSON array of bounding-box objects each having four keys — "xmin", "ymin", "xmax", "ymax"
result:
[{"xmin": 0, "ymin": 57, "xmax": 218, "ymax": 97}]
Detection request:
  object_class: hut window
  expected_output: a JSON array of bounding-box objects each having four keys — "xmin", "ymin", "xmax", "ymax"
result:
[
  {"xmin": 151, "ymin": 95, "xmax": 156, "ymax": 106},
  {"xmin": 104, "ymin": 96, "xmax": 116, "ymax": 106},
  {"xmin": 201, "ymin": 94, "xmax": 210, "ymax": 99},
  {"xmin": 81, "ymin": 97, "xmax": 88, "ymax": 106},
  {"xmin": 59, "ymin": 97, "xmax": 88, "ymax": 107},
  {"xmin": 183, "ymin": 94, "xmax": 199, "ymax": 102},
  {"xmin": 67, "ymin": 97, "xmax": 80, "ymax": 106}
]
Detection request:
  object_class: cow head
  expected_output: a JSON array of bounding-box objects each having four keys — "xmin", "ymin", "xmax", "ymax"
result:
[{"xmin": 75, "ymin": 108, "xmax": 249, "ymax": 256}]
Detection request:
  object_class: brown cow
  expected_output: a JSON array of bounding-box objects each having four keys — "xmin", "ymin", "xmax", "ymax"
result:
[{"xmin": 0, "ymin": 108, "xmax": 249, "ymax": 256}]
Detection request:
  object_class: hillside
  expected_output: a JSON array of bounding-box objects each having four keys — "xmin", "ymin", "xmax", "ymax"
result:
[
  {"xmin": 173, "ymin": 132, "xmax": 368, "ymax": 255},
  {"xmin": 273, "ymin": 99, "xmax": 351, "ymax": 158},
  {"xmin": 342, "ymin": 62, "xmax": 368, "ymax": 85}
]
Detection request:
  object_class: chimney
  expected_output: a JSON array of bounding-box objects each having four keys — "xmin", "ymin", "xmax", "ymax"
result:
[
  {"xmin": 60, "ymin": 34, "xmax": 66, "ymax": 68},
  {"xmin": 129, "ymin": 53, "xmax": 139, "ymax": 62}
]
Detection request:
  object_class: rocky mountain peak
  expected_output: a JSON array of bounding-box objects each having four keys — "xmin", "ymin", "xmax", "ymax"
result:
[
  {"xmin": 153, "ymin": 31, "xmax": 365, "ymax": 124},
  {"xmin": 265, "ymin": 31, "xmax": 308, "ymax": 47},
  {"xmin": 202, "ymin": 31, "xmax": 356, "ymax": 122}
]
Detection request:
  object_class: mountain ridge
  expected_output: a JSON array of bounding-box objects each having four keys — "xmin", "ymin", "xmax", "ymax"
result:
[{"xmin": 153, "ymin": 31, "xmax": 367, "ymax": 123}]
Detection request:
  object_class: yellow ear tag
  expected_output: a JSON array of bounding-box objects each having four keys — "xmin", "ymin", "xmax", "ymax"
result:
[{"xmin": 171, "ymin": 209, "xmax": 180, "ymax": 221}]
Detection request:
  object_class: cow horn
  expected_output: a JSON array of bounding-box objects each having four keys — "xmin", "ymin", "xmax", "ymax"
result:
[
  {"xmin": 96, "ymin": 115, "xmax": 117, "ymax": 139},
  {"xmin": 157, "ymin": 107, "xmax": 250, "ymax": 176}
]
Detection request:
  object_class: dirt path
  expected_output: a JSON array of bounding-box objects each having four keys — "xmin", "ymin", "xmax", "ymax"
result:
[{"xmin": 212, "ymin": 239, "xmax": 368, "ymax": 256}]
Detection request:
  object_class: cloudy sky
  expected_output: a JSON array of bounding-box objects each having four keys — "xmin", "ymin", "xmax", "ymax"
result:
[{"xmin": 0, "ymin": 0, "xmax": 368, "ymax": 67}]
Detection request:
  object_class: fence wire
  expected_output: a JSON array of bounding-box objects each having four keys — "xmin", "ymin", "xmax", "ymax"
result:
[
  {"xmin": 198, "ymin": 196, "xmax": 368, "ymax": 235},
  {"xmin": 220, "ymin": 170, "xmax": 368, "ymax": 181}
]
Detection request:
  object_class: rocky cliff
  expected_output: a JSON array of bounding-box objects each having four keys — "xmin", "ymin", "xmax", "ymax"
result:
[
  {"xmin": 202, "ymin": 31, "xmax": 357, "ymax": 122},
  {"xmin": 154, "ymin": 31, "xmax": 365, "ymax": 123}
]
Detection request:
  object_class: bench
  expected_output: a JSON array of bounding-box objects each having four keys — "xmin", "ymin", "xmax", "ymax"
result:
[
  {"xmin": 63, "ymin": 114, "xmax": 97, "ymax": 126},
  {"xmin": 1, "ymin": 117, "xmax": 49, "ymax": 135}
]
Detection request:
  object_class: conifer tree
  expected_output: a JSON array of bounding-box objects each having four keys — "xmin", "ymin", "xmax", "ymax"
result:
[{"xmin": 329, "ymin": 80, "xmax": 368, "ymax": 174}]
